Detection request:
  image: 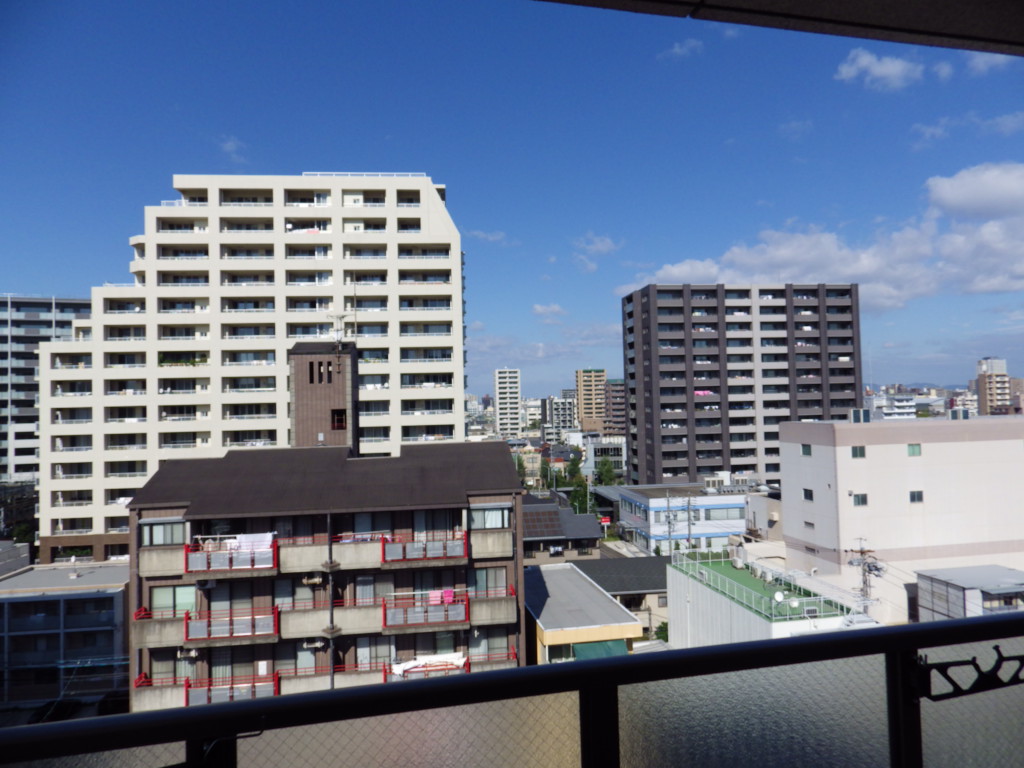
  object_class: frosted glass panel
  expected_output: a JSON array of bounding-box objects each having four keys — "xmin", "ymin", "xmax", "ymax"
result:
[
  {"xmin": 620, "ymin": 655, "xmax": 888, "ymax": 767},
  {"xmin": 921, "ymin": 637, "xmax": 1024, "ymax": 767}
]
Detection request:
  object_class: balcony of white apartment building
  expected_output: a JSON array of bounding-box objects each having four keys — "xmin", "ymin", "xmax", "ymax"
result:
[
  {"xmin": 157, "ymin": 377, "xmax": 209, "ymax": 396},
  {"xmin": 400, "ymin": 348, "xmax": 453, "ymax": 366},
  {"xmin": 159, "ymin": 432, "xmax": 210, "ymax": 451},
  {"xmin": 219, "ymin": 189, "xmax": 272, "ymax": 206},
  {"xmin": 222, "ymin": 351, "xmax": 276, "ymax": 367},
  {"xmin": 398, "ymin": 270, "xmax": 451, "ymax": 287},
  {"xmin": 223, "ymin": 324, "xmax": 276, "ymax": 341},
  {"xmin": 286, "ymin": 218, "xmax": 332, "ymax": 234},
  {"xmin": 159, "ymin": 324, "xmax": 209, "ymax": 342},
  {"xmin": 221, "ymin": 271, "xmax": 274, "ymax": 287},
  {"xmin": 223, "ymin": 376, "xmax": 276, "ymax": 394},
  {"xmin": 288, "ymin": 323, "xmax": 333, "ymax": 339},
  {"xmin": 341, "ymin": 218, "xmax": 385, "ymax": 233},
  {"xmin": 222, "ymin": 298, "xmax": 275, "ymax": 313},
  {"xmin": 398, "ymin": 246, "xmax": 449, "ymax": 260},
  {"xmin": 222, "ymin": 246, "xmax": 273, "ymax": 260},
  {"xmin": 224, "ymin": 404, "xmax": 277, "ymax": 421},
  {"xmin": 400, "ymin": 322, "xmax": 452, "ymax": 338},
  {"xmin": 284, "ymin": 189, "xmax": 330, "ymax": 207},
  {"xmin": 219, "ymin": 218, "xmax": 273, "ymax": 234},
  {"xmin": 50, "ymin": 352, "xmax": 93, "ymax": 371},
  {"xmin": 400, "ymin": 399, "xmax": 454, "ymax": 417},
  {"xmin": 52, "ymin": 406, "xmax": 92, "ymax": 426},
  {"xmin": 157, "ymin": 246, "xmax": 209, "ymax": 262},
  {"xmin": 341, "ymin": 189, "xmax": 386, "ymax": 207},
  {"xmin": 358, "ymin": 373, "xmax": 390, "ymax": 393},
  {"xmin": 345, "ymin": 246, "xmax": 386, "ymax": 260},
  {"xmin": 158, "ymin": 298, "xmax": 209, "ymax": 314},
  {"xmin": 401, "ymin": 425, "xmax": 455, "ymax": 443},
  {"xmin": 399, "ymin": 297, "xmax": 451, "ymax": 313},
  {"xmin": 155, "ymin": 217, "xmax": 208, "ymax": 234},
  {"xmin": 286, "ymin": 271, "xmax": 332, "ymax": 287},
  {"xmin": 223, "ymin": 429, "xmax": 277, "ymax": 448}
]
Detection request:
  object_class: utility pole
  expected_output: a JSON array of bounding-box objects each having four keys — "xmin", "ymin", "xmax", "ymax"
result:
[{"xmin": 846, "ymin": 537, "xmax": 884, "ymax": 612}]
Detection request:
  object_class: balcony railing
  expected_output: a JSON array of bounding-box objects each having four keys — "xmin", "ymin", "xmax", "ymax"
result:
[
  {"xmin": 183, "ymin": 607, "xmax": 279, "ymax": 641},
  {"xmin": 382, "ymin": 531, "xmax": 466, "ymax": 563},
  {"xmin": 382, "ymin": 592, "xmax": 470, "ymax": 629},
  {"xmin": 14, "ymin": 613, "xmax": 1024, "ymax": 767},
  {"xmin": 185, "ymin": 536, "xmax": 278, "ymax": 572}
]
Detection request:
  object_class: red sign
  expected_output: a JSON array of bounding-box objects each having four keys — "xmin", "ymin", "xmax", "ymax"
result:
[{"xmin": 601, "ymin": 517, "xmax": 611, "ymax": 524}]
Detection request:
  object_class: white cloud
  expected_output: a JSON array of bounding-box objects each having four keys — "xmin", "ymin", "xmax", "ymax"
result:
[
  {"xmin": 467, "ymin": 320, "xmax": 485, "ymax": 332},
  {"xmin": 932, "ymin": 61, "xmax": 954, "ymax": 81},
  {"xmin": 619, "ymin": 162, "xmax": 1024, "ymax": 311},
  {"xmin": 466, "ymin": 229, "xmax": 507, "ymax": 243},
  {"xmin": 965, "ymin": 52, "xmax": 1013, "ymax": 76},
  {"xmin": 778, "ymin": 120, "xmax": 813, "ymax": 141},
  {"xmin": 572, "ymin": 231, "xmax": 623, "ymax": 273},
  {"xmin": 532, "ymin": 303, "xmax": 568, "ymax": 324},
  {"xmin": 657, "ymin": 39, "xmax": 703, "ymax": 60},
  {"xmin": 926, "ymin": 163, "xmax": 1024, "ymax": 219},
  {"xmin": 911, "ymin": 117, "xmax": 955, "ymax": 149},
  {"xmin": 834, "ymin": 48, "xmax": 924, "ymax": 91},
  {"xmin": 979, "ymin": 111, "xmax": 1024, "ymax": 137},
  {"xmin": 219, "ymin": 135, "xmax": 247, "ymax": 163}
]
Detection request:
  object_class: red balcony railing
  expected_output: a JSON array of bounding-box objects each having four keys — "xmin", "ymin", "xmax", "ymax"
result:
[
  {"xmin": 467, "ymin": 647, "xmax": 518, "ymax": 669},
  {"xmin": 185, "ymin": 674, "xmax": 278, "ymax": 706},
  {"xmin": 184, "ymin": 536, "xmax": 278, "ymax": 573},
  {"xmin": 382, "ymin": 531, "xmax": 466, "ymax": 563},
  {"xmin": 183, "ymin": 606, "xmax": 279, "ymax": 641},
  {"xmin": 382, "ymin": 593, "xmax": 469, "ymax": 628},
  {"xmin": 134, "ymin": 606, "xmax": 186, "ymax": 621}
]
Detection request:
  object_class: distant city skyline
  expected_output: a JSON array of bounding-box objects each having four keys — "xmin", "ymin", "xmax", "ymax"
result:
[{"xmin": 3, "ymin": 1, "xmax": 1023, "ymax": 397}]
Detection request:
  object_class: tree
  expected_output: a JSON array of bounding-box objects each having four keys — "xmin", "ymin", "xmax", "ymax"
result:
[
  {"xmin": 569, "ymin": 476, "xmax": 589, "ymax": 514},
  {"xmin": 654, "ymin": 622, "xmax": 669, "ymax": 642},
  {"xmin": 595, "ymin": 457, "xmax": 618, "ymax": 486},
  {"xmin": 515, "ymin": 454, "xmax": 526, "ymax": 483},
  {"xmin": 566, "ymin": 455, "xmax": 582, "ymax": 482}
]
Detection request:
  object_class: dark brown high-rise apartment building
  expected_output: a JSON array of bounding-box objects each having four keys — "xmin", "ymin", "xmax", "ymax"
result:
[{"xmin": 622, "ymin": 284, "xmax": 862, "ymax": 486}]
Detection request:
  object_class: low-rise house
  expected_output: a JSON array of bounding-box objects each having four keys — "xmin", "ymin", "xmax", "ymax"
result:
[
  {"xmin": 524, "ymin": 563, "xmax": 643, "ymax": 663},
  {"xmin": 522, "ymin": 492, "xmax": 602, "ymax": 562},
  {"xmin": 573, "ymin": 556, "xmax": 670, "ymax": 637},
  {"xmin": 917, "ymin": 565, "xmax": 1024, "ymax": 622}
]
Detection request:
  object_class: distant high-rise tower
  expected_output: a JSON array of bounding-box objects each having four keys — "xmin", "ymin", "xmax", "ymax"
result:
[
  {"xmin": 575, "ymin": 369, "xmax": 607, "ymax": 433},
  {"xmin": 1, "ymin": 295, "xmax": 90, "ymax": 484},
  {"xmin": 603, "ymin": 378, "xmax": 626, "ymax": 436},
  {"xmin": 494, "ymin": 368, "xmax": 522, "ymax": 438},
  {"xmin": 36, "ymin": 172, "xmax": 465, "ymax": 563},
  {"xmin": 622, "ymin": 284, "xmax": 862, "ymax": 486},
  {"xmin": 977, "ymin": 357, "xmax": 1012, "ymax": 415}
]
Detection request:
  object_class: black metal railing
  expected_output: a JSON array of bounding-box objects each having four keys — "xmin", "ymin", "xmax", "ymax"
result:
[{"xmin": 2, "ymin": 612, "xmax": 1024, "ymax": 767}]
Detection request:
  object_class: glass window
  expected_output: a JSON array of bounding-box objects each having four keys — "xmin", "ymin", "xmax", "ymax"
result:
[
  {"xmin": 853, "ymin": 494, "xmax": 868, "ymax": 507},
  {"xmin": 469, "ymin": 507, "xmax": 509, "ymax": 529},
  {"xmin": 801, "ymin": 444, "xmax": 812, "ymax": 456},
  {"xmin": 910, "ymin": 491, "xmax": 924, "ymax": 503},
  {"xmin": 908, "ymin": 444, "xmax": 922, "ymax": 457},
  {"xmin": 469, "ymin": 566, "xmax": 506, "ymax": 597},
  {"xmin": 150, "ymin": 585, "xmax": 195, "ymax": 617},
  {"xmin": 803, "ymin": 488, "xmax": 814, "ymax": 501},
  {"xmin": 851, "ymin": 446, "xmax": 865, "ymax": 458},
  {"xmin": 141, "ymin": 521, "xmax": 185, "ymax": 546}
]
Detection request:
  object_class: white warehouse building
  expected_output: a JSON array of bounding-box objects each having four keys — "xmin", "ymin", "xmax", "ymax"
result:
[{"xmin": 779, "ymin": 416, "xmax": 1024, "ymax": 624}]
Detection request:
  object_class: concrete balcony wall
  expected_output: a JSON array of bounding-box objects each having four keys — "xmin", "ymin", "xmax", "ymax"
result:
[
  {"xmin": 279, "ymin": 608, "xmax": 330, "ymax": 639},
  {"xmin": 469, "ymin": 659, "xmax": 517, "ymax": 674},
  {"xmin": 132, "ymin": 685, "xmax": 185, "ymax": 712},
  {"xmin": 336, "ymin": 604, "xmax": 383, "ymax": 635},
  {"xmin": 335, "ymin": 541, "xmax": 383, "ymax": 570},
  {"xmin": 279, "ymin": 675, "xmax": 332, "ymax": 696},
  {"xmin": 470, "ymin": 596, "xmax": 517, "ymax": 626},
  {"xmin": 333, "ymin": 670, "xmax": 387, "ymax": 689},
  {"xmin": 278, "ymin": 544, "xmax": 329, "ymax": 573},
  {"xmin": 138, "ymin": 547, "xmax": 185, "ymax": 577},
  {"xmin": 469, "ymin": 529, "xmax": 513, "ymax": 559},
  {"xmin": 131, "ymin": 618, "xmax": 184, "ymax": 648}
]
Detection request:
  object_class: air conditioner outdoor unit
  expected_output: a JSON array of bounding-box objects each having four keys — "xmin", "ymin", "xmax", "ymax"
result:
[{"xmin": 768, "ymin": 511, "xmax": 780, "ymax": 522}]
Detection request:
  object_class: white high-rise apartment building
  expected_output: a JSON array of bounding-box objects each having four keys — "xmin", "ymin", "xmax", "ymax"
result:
[
  {"xmin": 494, "ymin": 368, "xmax": 522, "ymax": 438},
  {"xmin": 37, "ymin": 173, "xmax": 465, "ymax": 563}
]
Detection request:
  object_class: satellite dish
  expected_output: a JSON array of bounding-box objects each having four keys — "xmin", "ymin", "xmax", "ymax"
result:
[{"xmin": 773, "ymin": 591, "xmax": 785, "ymax": 603}]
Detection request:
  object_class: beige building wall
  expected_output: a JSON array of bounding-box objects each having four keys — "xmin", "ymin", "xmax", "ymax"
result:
[
  {"xmin": 575, "ymin": 368, "xmax": 606, "ymax": 434},
  {"xmin": 38, "ymin": 173, "xmax": 465, "ymax": 562},
  {"xmin": 780, "ymin": 417, "xmax": 1024, "ymax": 623}
]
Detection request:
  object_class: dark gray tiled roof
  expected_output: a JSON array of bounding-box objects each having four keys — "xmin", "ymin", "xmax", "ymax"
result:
[
  {"xmin": 573, "ymin": 556, "xmax": 671, "ymax": 595},
  {"xmin": 129, "ymin": 443, "xmax": 521, "ymax": 518}
]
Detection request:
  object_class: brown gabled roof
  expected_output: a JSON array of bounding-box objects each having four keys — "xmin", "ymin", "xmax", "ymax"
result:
[{"xmin": 129, "ymin": 443, "xmax": 520, "ymax": 518}]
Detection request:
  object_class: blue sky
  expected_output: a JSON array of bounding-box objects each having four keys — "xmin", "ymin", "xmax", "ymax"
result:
[{"xmin": 2, "ymin": 1, "xmax": 1022, "ymax": 397}]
